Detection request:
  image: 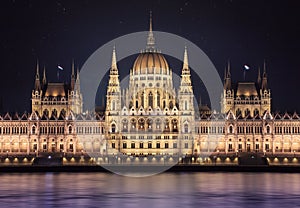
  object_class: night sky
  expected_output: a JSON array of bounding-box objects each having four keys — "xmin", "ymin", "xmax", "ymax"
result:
[{"xmin": 1, "ymin": 0, "xmax": 300, "ymax": 113}]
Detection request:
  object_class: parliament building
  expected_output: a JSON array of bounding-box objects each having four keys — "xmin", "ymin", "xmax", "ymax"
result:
[{"xmin": 1, "ymin": 17, "xmax": 299, "ymax": 161}]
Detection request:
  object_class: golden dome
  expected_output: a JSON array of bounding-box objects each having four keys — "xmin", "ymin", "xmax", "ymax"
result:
[{"xmin": 132, "ymin": 52, "xmax": 169, "ymax": 75}]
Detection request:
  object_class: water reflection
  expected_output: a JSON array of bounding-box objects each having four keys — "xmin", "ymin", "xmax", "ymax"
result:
[{"xmin": 0, "ymin": 173, "xmax": 299, "ymax": 207}]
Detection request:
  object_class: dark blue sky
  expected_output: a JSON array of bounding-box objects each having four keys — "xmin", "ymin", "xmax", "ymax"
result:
[{"xmin": 0, "ymin": 0, "xmax": 300, "ymax": 113}]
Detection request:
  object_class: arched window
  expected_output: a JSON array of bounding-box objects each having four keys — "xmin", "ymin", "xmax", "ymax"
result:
[
  {"xmin": 163, "ymin": 100, "xmax": 166, "ymax": 109},
  {"xmin": 147, "ymin": 119, "xmax": 153, "ymax": 132},
  {"xmin": 266, "ymin": 125, "xmax": 271, "ymax": 134},
  {"xmin": 156, "ymin": 119, "xmax": 161, "ymax": 130},
  {"xmin": 111, "ymin": 124, "xmax": 116, "ymax": 133},
  {"xmin": 164, "ymin": 120, "xmax": 170, "ymax": 132},
  {"xmin": 32, "ymin": 126, "xmax": 36, "ymax": 134},
  {"xmin": 229, "ymin": 125, "xmax": 233, "ymax": 134},
  {"xmin": 184, "ymin": 101, "xmax": 188, "ymax": 110},
  {"xmin": 138, "ymin": 119, "xmax": 145, "ymax": 131},
  {"xmin": 135, "ymin": 100, "xmax": 138, "ymax": 108},
  {"xmin": 172, "ymin": 119, "xmax": 178, "ymax": 132},
  {"xmin": 68, "ymin": 126, "xmax": 72, "ymax": 134},
  {"xmin": 112, "ymin": 100, "xmax": 116, "ymax": 111},
  {"xmin": 131, "ymin": 119, "xmax": 136, "ymax": 131},
  {"xmin": 148, "ymin": 92, "xmax": 153, "ymax": 108},
  {"xmin": 157, "ymin": 92, "xmax": 160, "ymax": 107},
  {"xmin": 122, "ymin": 119, "xmax": 128, "ymax": 132},
  {"xmin": 141, "ymin": 92, "xmax": 144, "ymax": 107},
  {"xmin": 184, "ymin": 123, "xmax": 188, "ymax": 133},
  {"xmin": 169, "ymin": 101, "xmax": 173, "ymax": 108}
]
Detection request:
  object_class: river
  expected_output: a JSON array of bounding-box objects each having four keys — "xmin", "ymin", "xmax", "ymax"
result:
[{"xmin": 0, "ymin": 172, "xmax": 299, "ymax": 207}]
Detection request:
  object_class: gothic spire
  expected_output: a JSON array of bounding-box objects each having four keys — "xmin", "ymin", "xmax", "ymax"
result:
[
  {"xmin": 257, "ymin": 67, "xmax": 261, "ymax": 85},
  {"xmin": 71, "ymin": 60, "xmax": 76, "ymax": 90},
  {"xmin": 146, "ymin": 11, "xmax": 155, "ymax": 50},
  {"xmin": 183, "ymin": 46, "xmax": 189, "ymax": 70},
  {"xmin": 34, "ymin": 60, "xmax": 41, "ymax": 91},
  {"xmin": 227, "ymin": 60, "xmax": 231, "ymax": 77},
  {"xmin": 224, "ymin": 60, "xmax": 231, "ymax": 90},
  {"xmin": 76, "ymin": 66, "xmax": 80, "ymax": 82},
  {"xmin": 262, "ymin": 60, "xmax": 268, "ymax": 90},
  {"xmin": 180, "ymin": 47, "xmax": 191, "ymax": 86},
  {"xmin": 75, "ymin": 66, "xmax": 80, "ymax": 92},
  {"xmin": 111, "ymin": 45, "xmax": 117, "ymax": 70},
  {"xmin": 42, "ymin": 66, "xmax": 47, "ymax": 86},
  {"xmin": 71, "ymin": 59, "xmax": 75, "ymax": 79},
  {"xmin": 35, "ymin": 60, "xmax": 40, "ymax": 80}
]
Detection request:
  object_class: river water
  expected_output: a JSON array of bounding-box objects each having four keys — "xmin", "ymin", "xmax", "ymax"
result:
[{"xmin": 0, "ymin": 172, "xmax": 299, "ymax": 208}]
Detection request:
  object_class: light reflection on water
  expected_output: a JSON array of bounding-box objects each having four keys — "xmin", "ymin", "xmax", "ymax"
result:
[{"xmin": 0, "ymin": 172, "xmax": 299, "ymax": 208}]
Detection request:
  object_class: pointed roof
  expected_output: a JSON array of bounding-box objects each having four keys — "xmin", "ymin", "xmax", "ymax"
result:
[
  {"xmin": 3, "ymin": 112, "xmax": 11, "ymax": 120},
  {"xmin": 262, "ymin": 60, "xmax": 268, "ymax": 90},
  {"xmin": 42, "ymin": 66, "xmax": 47, "ymax": 86},
  {"xmin": 35, "ymin": 60, "xmax": 40, "ymax": 80},
  {"xmin": 20, "ymin": 113, "xmax": 28, "ymax": 120},
  {"xmin": 274, "ymin": 112, "xmax": 282, "ymax": 119},
  {"xmin": 34, "ymin": 60, "xmax": 41, "ymax": 91},
  {"xmin": 292, "ymin": 112, "xmax": 300, "ymax": 119},
  {"xmin": 71, "ymin": 59, "xmax": 75, "ymax": 79},
  {"xmin": 236, "ymin": 82, "xmax": 258, "ymax": 96},
  {"xmin": 75, "ymin": 66, "xmax": 80, "ymax": 92},
  {"xmin": 12, "ymin": 112, "xmax": 20, "ymax": 120},
  {"xmin": 263, "ymin": 110, "xmax": 273, "ymax": 120},
  {"xmin": 71, "ymin": 60, "xmax": 76, "ymax": 90},
  {"xmin": 111, "ymin": 46, "xmax": 117, "ymax": 70},
  {"xmin": 226, "ymin": 110, "xmax": 236, "ymax": 120},
  {"xmin": 224, "ymin": 61, "xmax": 231, "ymax": 90},
  {"xmin": 257, "ymin": 67, "xmax": 261, "ymax": 85},
  {"xmin": 146, "ymin": 11, "xmax": 155, "ymax": 49},
  {"xmin": 282, "ymin": 112, "xmax": 291, "ymax": 120},
  {"xmin": 183, "ymin": 46, "xmax": 189, "ymax": 70}
]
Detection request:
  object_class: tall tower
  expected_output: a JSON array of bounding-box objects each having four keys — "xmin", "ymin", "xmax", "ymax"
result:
[
  {"xmin": 260, "ymin": 61, "xmax": 271, "ymax": 113},
  {"xmin": 178, "ymin": 47, "xmax": 194, "ymax": 116},
  {"xmin": 32, "ymin": 61, "xmax": 42, "ymax": 114},
  {"xmin": 221, "ymin": 61, "xmax": 234, "ymax": 113},
  {"xmin": 178, "ymin": 47, "xmax": 195, "ymax": 154},
  {"xmin": 105, "ymin": 47, "xmax": 121, "ymax": 133},
  {"xmin": 68, "ymin": 64, "xmax": 83, "ymax": 115},
  {"xmin": 221, "ymin": 61, "xmax": 271, "ymax": 117}
]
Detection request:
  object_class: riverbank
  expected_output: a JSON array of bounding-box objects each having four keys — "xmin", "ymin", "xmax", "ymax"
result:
[{"xmin": 1, "ymin": 164, "xmax": 300, "ymax": 173}]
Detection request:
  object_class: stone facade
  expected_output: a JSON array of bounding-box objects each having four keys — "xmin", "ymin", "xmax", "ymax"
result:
[{"xmin": 0, "ymin": 18, "xmax": 299, "ymax": 158}]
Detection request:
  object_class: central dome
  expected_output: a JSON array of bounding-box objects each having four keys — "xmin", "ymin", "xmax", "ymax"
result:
[{"xmin": 132, "ymin": 51, "xmax": 170, "ymax": 75}]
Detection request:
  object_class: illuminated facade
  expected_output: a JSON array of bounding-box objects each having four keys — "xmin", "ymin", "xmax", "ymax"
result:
[{"xmin": 0, "ymin": 17, "xmax": 300, "ymax": 158}]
